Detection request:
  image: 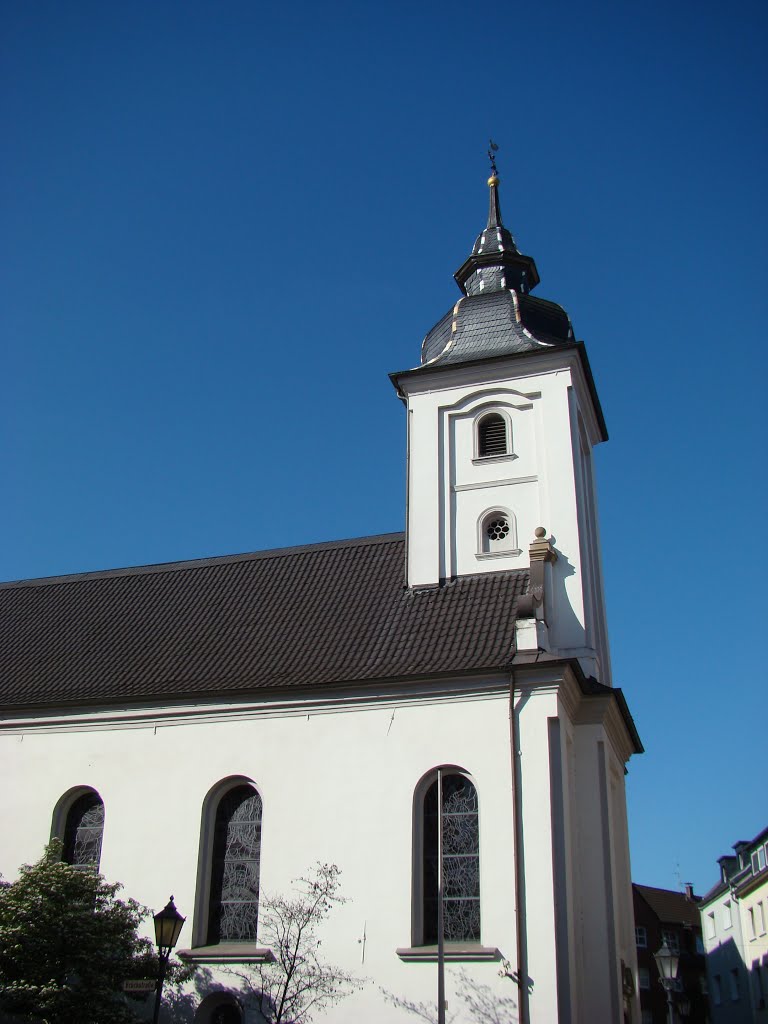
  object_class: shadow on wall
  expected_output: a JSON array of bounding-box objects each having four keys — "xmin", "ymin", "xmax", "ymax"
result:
[
  {"xmin": 383, "ymin": 966, "xmax": 520, "ymax": 1024},
  {"xmin": 548, "ymin": 541, "xmax": 584, "ymax": 653},
  {"xmin": 154, "ymin": 968, "xmax": 251, "ymax": 1024}
]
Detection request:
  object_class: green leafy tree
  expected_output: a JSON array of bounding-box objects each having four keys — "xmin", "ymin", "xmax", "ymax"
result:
[{"xmin": 0, "ymin": 841, "xmax": 191, "ymax": 1024}]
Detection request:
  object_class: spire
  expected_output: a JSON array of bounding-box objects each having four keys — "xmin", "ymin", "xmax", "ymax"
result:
[
  {"xmin": 454, "ymin": 143, "xmax": 540, "ymax": 298},
  {"xmin": 486, "ymin": 139, "xmax": 502, "ymax": 229},
  {"xmin": 487, "ymin": 173, "xmax": 503, "ymax": 229}
]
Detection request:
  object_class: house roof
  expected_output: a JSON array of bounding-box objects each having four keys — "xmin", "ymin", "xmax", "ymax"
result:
[
  {"xmin": 0, "ymin": 532, "xmax": 531, "ymax": 711},
  {"xmin": 633, "ymin": 884, "xmax": 702, "ymax": 927}
]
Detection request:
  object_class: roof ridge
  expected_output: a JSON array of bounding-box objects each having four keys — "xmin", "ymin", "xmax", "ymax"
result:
[{"xmin": 0, "ymin": 532, "xmax": 406, "ymax": 589}]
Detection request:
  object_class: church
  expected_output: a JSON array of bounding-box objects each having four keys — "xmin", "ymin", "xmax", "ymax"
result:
[{"xmin": 0, "ymin": 165, "xmax": 643, "ymax": 1023}]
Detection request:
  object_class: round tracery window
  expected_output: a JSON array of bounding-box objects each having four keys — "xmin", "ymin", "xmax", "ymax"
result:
[{"xmin": 486, "ymin": 517, "xmax": 510, "ymax": 541}]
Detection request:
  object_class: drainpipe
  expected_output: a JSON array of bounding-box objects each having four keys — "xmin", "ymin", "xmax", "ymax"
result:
[{"xmin": 510, "ymin": 668, "xmax": 529, "ymax": 1024}]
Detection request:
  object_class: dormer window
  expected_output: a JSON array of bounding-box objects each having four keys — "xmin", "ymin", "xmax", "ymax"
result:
[{"xmin": 477, "ymin": 413, "xmax": 508, "ymax": 458}]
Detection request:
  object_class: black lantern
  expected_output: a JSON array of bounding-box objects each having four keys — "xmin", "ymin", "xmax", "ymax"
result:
[{"xmin": 153, "ymin": 896, "xmax": 186, "ymax": 956}]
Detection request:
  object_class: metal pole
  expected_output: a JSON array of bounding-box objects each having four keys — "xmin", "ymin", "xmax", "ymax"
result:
[
  {"xmin": 665, "ymin": 983, "xmax": 674, "ymax": 1024},
  {"xmin": 437, "ymin": 766, "xmax": 445, "ymax": 1024},
  {"xmin": 152, "ymin": 952, "xmax": 168, "ymax": 1024}
]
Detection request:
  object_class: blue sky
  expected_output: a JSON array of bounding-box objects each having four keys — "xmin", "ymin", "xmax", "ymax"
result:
[{"xmin": 2, "ymin": 1, "xmax": 766, "ymax": 895}]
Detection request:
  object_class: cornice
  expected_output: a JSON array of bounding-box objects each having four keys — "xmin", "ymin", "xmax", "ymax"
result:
[{"xmin": 0, "ymin": 674, "xmax": 514, "ymax": 735}]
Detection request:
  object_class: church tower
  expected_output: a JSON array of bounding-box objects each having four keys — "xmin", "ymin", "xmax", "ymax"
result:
[{"xmin": 392, "ymin": 166, "xmax": 612, "ymax": 685}]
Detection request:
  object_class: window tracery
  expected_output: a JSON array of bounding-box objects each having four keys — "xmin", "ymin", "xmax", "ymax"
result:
[
  {"xmin": 62, "ymin": 791, "xmax": 104, "ymax": 870},
  {"xmin": 422, "ymin": 772, "xmax": 480, "ymax": 944},
  {"xmin": 207, "ymin": 784, "xmax": 262, "ymax": 944}
]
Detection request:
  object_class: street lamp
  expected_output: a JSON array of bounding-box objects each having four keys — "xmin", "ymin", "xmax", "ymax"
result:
[
  {"xmin": 653, "ymin": 941, "xmax": 680, "ymax": 1024},
  {"xmin": 152, "ymin": 895, "xmax": 185, "ymax": 1024}
]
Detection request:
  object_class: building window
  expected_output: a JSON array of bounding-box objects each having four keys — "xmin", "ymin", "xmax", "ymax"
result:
[
  {"xmin": 59, "ymin": 790, "xmax": 105, "ymax": 870},
  {"xmin": 757, "ymin": 901, "xmax": 766, "ymax": 935},
  {"xmin": 635, "ymin": 925, "xmax": 647, "ymax": 948},
  {"xmin": 476, "ymin": 413, "xmax": 509, "ymax": 458},
  {"xmin": 753, "ymin": 960, "xmax": 765, "ymax": 1007},
  {"xmin": 723, "ymin": 899, "xmax": 733, "ymax": 929},
  {"xmin": 207, "ymin": 784, "xmax": 262, "ymax": 944},
  {"xmin": 729, "ymin": 968, "xmax": 740, "ymax": 1001},
  {"xmin": 696, "ymin": 934, "xmax": 705, "ymax": 954},
  {"xmin": 662, "ymin": 928, "xmax": 680, "ymax": 954},
  {"xmin": 706, "ymin": 911, "xmax": 716, "ymax": 938},
  {"xmin": 211, "ymin": 1005, "xmax": 242, "ymax": 1024},
  {"xmin": 477, "ymin": 508, "xmax": 519, "ymax": 557},
  {"xmin": 638, "ymin": 967, "xmax": 650, "ymax": 990},
  {"xmin": 713, "ymin": 974, "xmax": 722, "ymax": 1005},
  {"xmin": 748, "ymin": 906, "xmax": 756, "ymax": 939},
  {"xmin": 421, "ymin": 770, "xmax": 480, "ymax": 945},
  {"xmin": 751, "ymin": 845, "xmax": 767, "ymax": 875}
]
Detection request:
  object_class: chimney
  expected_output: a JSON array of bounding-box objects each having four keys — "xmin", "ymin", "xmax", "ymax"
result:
[{"xmin": 684, "ymin": 882, "xmax": 694, "ymax": 900}]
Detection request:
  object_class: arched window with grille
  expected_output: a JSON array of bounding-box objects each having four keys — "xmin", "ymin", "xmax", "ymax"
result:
[
  {"xmin": 58, "ymin": 789, "xmax": 105, "ymax": 870},
  {"xmin": 478, "ymin": 507, "xmax": 519, "ymax": 557},
  {"xmin": 476, "ymin": 412, "xmax": 509, "ymax": 458},
  {"xmin": 420, "ymin": 769, "xmax": 480, "ymax": 945},
  {"xmin": 207, "ymin": 784, "xmax": 262, "ymax": 944}
]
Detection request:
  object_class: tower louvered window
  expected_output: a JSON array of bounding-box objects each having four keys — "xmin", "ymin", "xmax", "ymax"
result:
[
  {"xmin": 63, "ymin": 792, "xmax": 105, "ymax": 870},
  {"xmin": 208, "ymin": 785, "xmax": 262, "ymax": 944},
  {"xmin": 478, "ymin": 413, "xmax": 507, "ymax": 457}
]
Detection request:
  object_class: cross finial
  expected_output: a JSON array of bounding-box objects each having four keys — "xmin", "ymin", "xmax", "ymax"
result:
[{"xmin": 487, "ymin": 139, "xmax": 499, "ymax": 178}]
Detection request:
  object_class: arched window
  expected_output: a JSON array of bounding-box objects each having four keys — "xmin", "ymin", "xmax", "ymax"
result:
[
  {"xmin": 207, "ymin": 784, "xmax": 262, "ymax": 944},
  {"xmin": 210, "ymin": 1005, "xmax": 242, "ymax": 1024},
  {"xmin": 477, "ymin": 412, "xmax": 508, "ymax": 458},
  {"xmin": 194, "ymin": 993, "xmax": 243, "ymax": 1024},
  {"xmin": 478, "ymin": 508, "xmax": 519, "ymax": 556},
  {"xmin": 61, "ymin": 790, "xmax": 105, "ymax": 870},
  {"xmin": 421, "ymin": 770, "xmax": 480, "ymax": 944}
]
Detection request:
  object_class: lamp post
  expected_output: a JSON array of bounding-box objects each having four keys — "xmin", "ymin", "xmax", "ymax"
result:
[
  {"xmin": 152, "ymin": 896, "xmax": 185, "ymax": 1024},
  {"xmin": 653, "ymin": 941, "xmax": 680, "ymax": 1024}
]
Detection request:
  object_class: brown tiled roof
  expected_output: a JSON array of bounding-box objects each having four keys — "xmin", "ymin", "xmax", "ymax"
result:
[
  {"xmin": 0, "ymin": 533, "xmax": 529, "ymax": 710},
  {"xmin": 633, "ymin": 884, "xmax": 702, "ymax": 927}
]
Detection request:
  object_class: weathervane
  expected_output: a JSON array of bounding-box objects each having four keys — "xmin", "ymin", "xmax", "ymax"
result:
[{"xmin": 487, "ymin": 139, "xmax": 499, "ymax": 177}]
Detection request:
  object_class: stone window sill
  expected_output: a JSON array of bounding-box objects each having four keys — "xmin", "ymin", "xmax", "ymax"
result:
[
  {"xmin": 177, "ymin": 944, "xmax": 274, "ymax": 964},
  {"xmin": 396, "ymin": 945, "xmax": 501, "ymax": 963},
  {"xmin": 475, "ymin": 549, "xmax": 522, "ymax": 560}
]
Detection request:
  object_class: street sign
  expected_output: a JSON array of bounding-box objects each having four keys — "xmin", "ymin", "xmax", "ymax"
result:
[{"xmin": 122, "ymin": 979, "xmax": 157, "ymax": 993}]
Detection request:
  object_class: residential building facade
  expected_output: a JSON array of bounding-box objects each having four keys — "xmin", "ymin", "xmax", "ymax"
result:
[
  {"xmin": 632, "ymin": 883, "xmax": 708, "ymax": 1023},
  {"xmin": 700, "ymin": 827, "xmax": 768, "ymax": 1024}
]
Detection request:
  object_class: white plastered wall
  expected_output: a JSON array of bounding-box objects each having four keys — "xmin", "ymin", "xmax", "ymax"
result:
[
  {"xmin": 0, "ymin": 670, "xmax": 637, "ymax": 1023},
  {"xmin": 400, "ymin": 351, "xmax": 610, "ymax": 684}
]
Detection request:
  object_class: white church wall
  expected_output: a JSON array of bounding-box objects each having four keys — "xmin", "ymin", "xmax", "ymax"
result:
[
  {"xmin": 1, "ymin": 684, "xmax": 520, "ymax": 1021},
  {"xmin": 0, "ymin": 670, "xmax": 633, "ymax": 1021}
]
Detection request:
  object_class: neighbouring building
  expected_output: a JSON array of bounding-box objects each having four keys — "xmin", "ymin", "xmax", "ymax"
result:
[
  {"xmin": 0, "ymin": 167, "xmax": 644, "ymax": 1022},
  {"xmin": 632, "ymin": 883, "xmax": 708, "ymax": 1023},
  {"xmin": 700, "ymin": 827, "xmax": 768, "ymax": 1024}
]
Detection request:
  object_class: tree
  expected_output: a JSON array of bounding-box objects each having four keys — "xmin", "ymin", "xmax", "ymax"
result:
[
  {"xmin": 226, "ymin": 863, "xmax": 360, "ymax": 1023},
  {"xmin": 0, "ymin": 841, "xmax": 191, "ymax": 1024}
]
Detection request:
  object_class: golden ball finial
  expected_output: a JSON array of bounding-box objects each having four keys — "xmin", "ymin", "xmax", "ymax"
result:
[{"xmin": 487, "ymin": 174, "xmax": 499, "ymax": 187}]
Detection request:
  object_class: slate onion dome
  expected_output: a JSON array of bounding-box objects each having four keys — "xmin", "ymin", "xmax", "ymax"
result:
[{"xmin": 421, "ymin": 172, "xmax": 576, "ymax": 368}]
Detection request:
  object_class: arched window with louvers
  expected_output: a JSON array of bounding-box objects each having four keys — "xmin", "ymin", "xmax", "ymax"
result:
[{"xmin": 476, "ymin": 412, "xmax": 510, "ymax": 459}]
